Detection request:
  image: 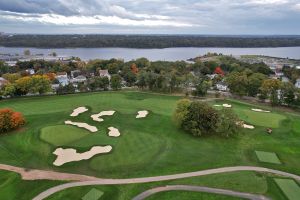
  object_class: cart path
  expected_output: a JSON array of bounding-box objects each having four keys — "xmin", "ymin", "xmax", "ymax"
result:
[
  {"xmin": 131, "ymin": 185, "xmax": 271, "ymax": 200},
  {"xmin": 0, "ymin": 164, "xmax": 299, "ymax": 199}
]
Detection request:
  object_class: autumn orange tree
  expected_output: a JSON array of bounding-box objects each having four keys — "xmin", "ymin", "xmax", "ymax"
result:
[{"xmin": 0, "ymin": 108, "xmax": 25, "ymax": 133}]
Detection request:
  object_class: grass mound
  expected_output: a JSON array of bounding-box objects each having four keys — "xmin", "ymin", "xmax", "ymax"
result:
[
  {"xmin": 40, "ymin": 125, "xmax": 90, "ymax": 146},
  {"xmin": 255, "ymin": 151, "xmax": 281, "ymax": 164},
  {"xmin": 241, "ymin": 110, "xmax": 286, "ymax": 128},
  {"xmin": 274, "ymin": 178, "xmax": 300, "ymax": 200}
]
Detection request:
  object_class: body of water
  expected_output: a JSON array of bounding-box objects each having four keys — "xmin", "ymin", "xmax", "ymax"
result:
[{"xmin": 1, "ymin": 46, "xmax": 300, "ymax": 61}]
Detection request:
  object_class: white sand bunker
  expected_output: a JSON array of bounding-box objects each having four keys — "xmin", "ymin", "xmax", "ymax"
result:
[
  {"xmin": 236, "ymin": 121, "xmax": 255, "ymax": 129},
  {"xmin": 91, "ymin": 111, "xmax": 115, "ymax": 122},
  {"xmin": 243, "ymin": 124, "xmax": 255, "ymax": 129},
  {"xmin": 70, "ymin": 107, "xmax": 88, "ymax": 117},
  {"xmin": 108, "ymin": 127, "xmax": 121, "ymax": 137},
  {"xmin": 214, "ymin": 104, "xmax": 232, "ymax": 108},
  {"xmin": 136, "ymin": 110, "xmax": 149, "ymax": 118},
  {"xmin": 251, "ymin": 108, "xmax": 271, "ymax": 113},
  {"xmin": 53, "ymin": 146, "xmax": 112, "ymax": 166},
  {"xmin": 65, "ymin": 120, "xmax": 98, "ymax": 132}
]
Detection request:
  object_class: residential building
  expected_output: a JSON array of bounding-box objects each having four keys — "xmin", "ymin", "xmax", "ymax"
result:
[
  {"xmin": 56, "ymin": 72, "xmax": 69, "ymax": 86},
  {"xmin": 216, "ymin": 82, "xmax": 228, "ymax": 91},
  {"xmin": 295, "ymin": 79, "xmax": 300, "ymax": 89},
  {"xmin": 99, "ymin": 69, "xmax": 111, "ymax": 80}
]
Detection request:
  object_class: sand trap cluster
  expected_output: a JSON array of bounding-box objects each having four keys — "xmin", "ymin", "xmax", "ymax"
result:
[
  {"xmin": 65, "ymin": 120, "xmax": 98, "ymax": 132},
  {"xmin": 107, "ymin": 127, "xmax": 121, "ymax": 137},
  {"xmin": 53, "ymin": 146, "xmax": 112, "ymax": 166},
  {"xmin": 91, "ymin": 111, "xmax": 116, "ymax": 122},
  {"xmin": 136, "ymin": 110, "xmax": 149, "ymax": 118},
  {"xmin": 70, "ymin": 107, "xmax": 88, "ymax": 117},
  {"xmin": 251, "ymin": 108, "xmax": 271, "ymax": 113},
  {"xmin": 214, "ymin": 104, "xmax": 232, "ymax": 108}
]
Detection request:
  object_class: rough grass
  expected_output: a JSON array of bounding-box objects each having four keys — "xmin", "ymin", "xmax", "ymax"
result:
[
  {"xmin": 40, "ymin": 125, "xmax": 90, "ymax": 146},
  {"xmin": 255, "ymin": 151, "xmax": 281, "ymax": 164},
  {"xmin": 274, "ymin": 178, "xmax": 300, "ymax": 200}
]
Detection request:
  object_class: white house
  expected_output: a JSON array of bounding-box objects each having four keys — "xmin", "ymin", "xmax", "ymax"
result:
[
  {"xmin": 216, "ymin": 82, "xmax": 228, "ymax": 91},
  {"xmin": 70, "ymin": 75, "xmax": 87, "ymax": 84},
  {"xmin": 56, "ymin": 72, "xmax": 69, "ymax": 86},
  {"xmin": 295, "ymin": 79, "xmax": 300, "ymax": 89},
  {"xmin": 26, "ymin": 69, "xmax": 35, "ymax": 75},
  {"xmin": 99, "ymin": 70, "xmax": 111, "ymax": 80}
]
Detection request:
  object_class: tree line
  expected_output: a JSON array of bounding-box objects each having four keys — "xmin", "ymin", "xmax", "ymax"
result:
[{"xmin": 1, "ymin": 34, "xmax": 300, "ymax": 48}]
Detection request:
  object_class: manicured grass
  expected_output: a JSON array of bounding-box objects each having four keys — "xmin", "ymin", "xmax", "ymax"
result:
[
  {"xmin": 274, "ymin": 178, "xmax": 300, "ymax": 200},
  {"xmin": 82, "ymin": 188, "xmax": 104, "ymax": 200},
  {"xmin": 0, "ymin": 91, "xmax": 300, "ymax": 200},
  {"xmin": 40, "ymin": 125, "xmax": 90, "ymax": 146},
  {"xmin": 255, "ymin": 151, "xmax": 281, "ymax": 164},
  {"xmin": 239, "ymin": 110, "xmax": 285, "ymax": 128},
  {"xmin": 0, "ymin": 170, "xmax": 64, "ymax": 200}
]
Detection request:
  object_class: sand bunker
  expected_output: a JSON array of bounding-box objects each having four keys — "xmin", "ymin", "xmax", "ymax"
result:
[
  {"xmin": 108, "ymin": 127, "xmax": 121, "ymax": 137},
  {"xmin": 53, "ymin": 146, "xmax": 112, "ymax": 166},
  {"xmin": 243, "ymin": 124, "xmax": 255, "ymax": 129},
  {"xmin": 136, "ymin": 110, "xmax": 149, "ymax": 118},
  {"xmin": 214, "ymin": 104, "xmax": 232, "ymax": 108},
  {"xmin": 91, "ymin": 111, "xmax": 115, "ymax": 122},
  {"xmin": 223, "ymin": 104, "xmax": 232, "ymax": 108},
  {"xmin": 251, "ymin": 108, "xmax": 271, "ymax": 113},
  {"xmin": 65, "ymin": 120, "xmax": 98, "ymax": 133},
  {"xmin": 236, "ymin": 121, "xmax": 255, "ymax": 129},
  {"xmin": 70, "ymin": 107, "xmax": 88, "ymax": 117}
]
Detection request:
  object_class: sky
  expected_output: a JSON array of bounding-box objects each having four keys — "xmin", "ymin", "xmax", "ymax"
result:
[{"xmin": 0, "ymin": 0, "xmax": 300, "ymax": 35}]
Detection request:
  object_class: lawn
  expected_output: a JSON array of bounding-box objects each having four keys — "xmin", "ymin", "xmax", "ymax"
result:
[
  {"xmin": 0, "ymin": 91, "xmax": 300, "ymax": 200},
  {"xmin": 274, "ymin": 178, "xmax": 300, "ymax": 200},
  {"xmin": 255, "ymin": 151, "xmax": 281, "ymax": 164},
  {"xmin": 82, "ymin": 188, "xmax": 104, "ymax": 200}
]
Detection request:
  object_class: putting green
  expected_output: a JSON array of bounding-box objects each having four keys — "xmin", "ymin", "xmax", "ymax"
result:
[
  {"xmin": 255, "ymin": 151, "xmax": 281, "ymax": 164},
  {"xmin": 82, "ymin": 188, "xmax": 104, "ymax": 200},
  {"xmin": 40, "ymin": 125, "xmax": 90, "ymax": 146},
  {"xmin": 274, "ymin": 179, "xmax": 300, "ymax": 200},
  {"xmin": 241, "ymin": 110, "xmax": 286, "ymax": 128}
]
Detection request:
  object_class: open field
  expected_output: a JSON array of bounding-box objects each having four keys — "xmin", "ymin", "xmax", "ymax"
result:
[{"xmin": 0, "ymin": 91, "xmax": 300, "ymax": 199}]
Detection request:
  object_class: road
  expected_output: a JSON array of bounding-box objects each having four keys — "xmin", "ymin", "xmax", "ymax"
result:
[{"xmin": 131, "ymin": 185, "xmax": 271, "ymax": 200}]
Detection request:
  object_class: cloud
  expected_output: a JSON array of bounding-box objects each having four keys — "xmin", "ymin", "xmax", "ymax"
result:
[{"xmin": 0, "ymin": 0, "xmax": 299, "ymax": 34}]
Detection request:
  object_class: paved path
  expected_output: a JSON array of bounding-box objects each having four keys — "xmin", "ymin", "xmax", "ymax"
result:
[
  {"xmin": 132, "ymin": 185, "xmax": 271, "ymax": 200},
  {"xmin": 1, "ymin": 164, "xmax": 299, "ymax": 200}
]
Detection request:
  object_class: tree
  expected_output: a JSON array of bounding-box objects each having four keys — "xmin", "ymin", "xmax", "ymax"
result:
[
  {"xmin": 1, "ymin": 84, "xmax": 16, "ymax": 97},
  {"xmin": 281, "ymin": 82, "xmax": 296, "ymax": 106},
  {"xmin": 214, "ymin": 66, "xmax": 224, "ymax": 76},
  {"xmin": 193, "ymin": 78, "xmax": 211, "ymax": 97},
  {"xmin": 110, "ymin": 74, "xmax": 122, "ymax": 90},
  {"xmin": 260, "ymin": 79, "xmax": 282, "ymax": 106},
  {"xmin": 0, "ymin": 108, "xmax": 25, "ymax": 133},
  {"xmin": 15, "ymin": 76, "xmax": 32, "ymax": 95},
  {"xmin": 131, "ymin": 63, "xmax": 139, "ymax": 74},
  {"xmin": 30, "ymin": 75, "xmax": 51, "ymax": 94},
  {"xmin": 2, "ymin": 73, "xmax": 21, "ymax": 83},
  {"xmin": 226, "ymin": 72, "xmax": 248, "ymax": 97},
  {"xmin": 56, "ymin": 84, "xmax": 75, "ymax": 95},
  {"xmin": 216, "ymin": 109, "xmax": 240, "ymax": 137},
  {"xmin": 247, "ymin": 73, "xmax": 266, "ymax": 97},
  {"xmin": 172, "ymin": 99, "xmax": 191, "ymax": 127},
  {"xmin": 182, "ymin": 102, "xmax": 219, "ymax": 136},
  {"xmin": 24, "ymin": 49, "xmax": 31, "ymax": 56}
]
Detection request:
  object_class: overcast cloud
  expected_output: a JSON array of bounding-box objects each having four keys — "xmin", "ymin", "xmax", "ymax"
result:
[{"xmin": 0, "ymin": 0, "xmax": 299, "ymax": 34}]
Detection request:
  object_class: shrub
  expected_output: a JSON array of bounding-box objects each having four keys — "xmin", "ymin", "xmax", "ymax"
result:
[{"xmin": 0, "ymin": 108, "xmax": 25, "ymax": 133}]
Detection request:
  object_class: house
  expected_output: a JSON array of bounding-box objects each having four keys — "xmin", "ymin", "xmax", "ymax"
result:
[
  {"xmin": 216, "ymin": 82, "xmax": 228, "ymax": 91},
  {"xmin": 56, "ymin": 72, "xmax": 69, "ymax": 86},
  {"xmin": 70, "ymin": 75, "xmax": 87, "ymax": 84},
  {"xmin": 70, "ymin": 70, "xmax": 81, "ymax": 78},
  {"xmin": 206, "ymin": 74, "xmax": 218, "ymax": 80},
  {"xmin": 281, "ymin": 77, "xmax": 289, "ymax": 83},
  {"xmin": 99, "ymin": 70, "xmax": 111, "ymax": 80},
  {"xmin": 0, "ymin": 77, "xmax": 8, "ymax": 88},
  {"xmin": 295, "ymin": 79, "xmax": 300, "ymax": 89},
  {"xmin": 26, "ymin": 69, "xmax": 35, "ymax": 75},
  {"xmin": 5, "ymin": 61, "xmax": 17, "ymax": 67}
]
